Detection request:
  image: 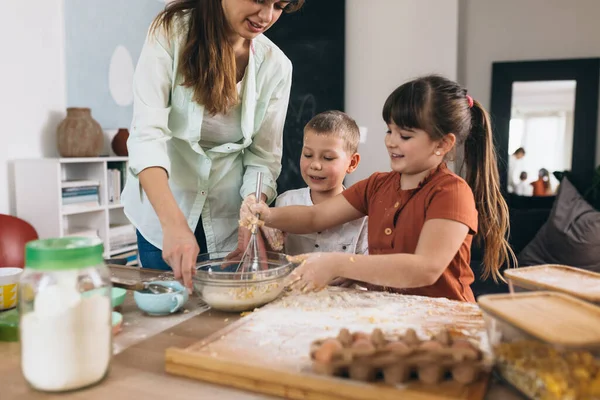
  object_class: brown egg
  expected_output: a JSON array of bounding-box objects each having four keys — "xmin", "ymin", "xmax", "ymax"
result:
[
  {"xmin": 352, "ymin": 331, "xmax": 371, "ymax": 343},
  {"xmin": 352, "ymin": 338, "xmax": 375, "ymax": 351},
  {"xmin": 385, "ymin": 341, "xmax": 412, "ymax": 356},
  {"xmin": 433, "ymin": 329, "xmax": 451, "ymax": 346},
  {"xmin": 314, "ymin": 339, "xmax": 343, "ymax": 363},
  {"xmin": 451, "ymin": 340, "xmax": 480, "ymax": 360},
  {"xmin": 451, "ymin": 339, "xmax": 475, "ymax": 351},
  {"xmin": 419, "ymin": 340, "xmax": 444, "ymax": 351}
]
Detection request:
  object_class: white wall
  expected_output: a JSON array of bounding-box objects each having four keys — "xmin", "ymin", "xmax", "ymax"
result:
[
  {"xmin": 345, "ymin": 0, "xmax": 459, "ymax": 184},
  {"xmin": 0, "ymin": 1, "xmax": 66, "ymax": 216},
  {"xmin": 458, "ymin": 0, "xmax": 600, "ymax": 165},
  {"xmin": 10, "ymin": 0, "xmax": 600, "ymax": 215}
]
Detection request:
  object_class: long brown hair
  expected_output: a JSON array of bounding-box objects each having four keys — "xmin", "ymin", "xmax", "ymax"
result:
[
  {"xmin": 151, "ymin": 0, "xmax": 304, "ymax": 115},
  {"xmin": 382, "ymin": 75, "xmax": 516, "ymax": 282}
]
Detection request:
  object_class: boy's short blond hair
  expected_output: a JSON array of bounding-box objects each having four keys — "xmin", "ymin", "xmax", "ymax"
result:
[{"xmin": 304, "ymin": 111, "xmax": 360, "ymax": 154}]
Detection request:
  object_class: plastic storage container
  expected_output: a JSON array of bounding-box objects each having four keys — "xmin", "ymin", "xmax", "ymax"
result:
[
  {"xmin": 478, "ymin": 291, "xmax": 600, "ymax": 400},
  {"xmin": 504, "ymin": 264, "xmax": 600, "ymax": 305},
  {"xmin": 19, "ymin": 237, "xmax": 112, "ymax": 392}
]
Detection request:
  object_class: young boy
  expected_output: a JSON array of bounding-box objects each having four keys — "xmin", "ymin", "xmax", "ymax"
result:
[
  {"xmin": 515, "ymin": 171, "xmax": 532, "ymax": 196},
  {"xmin": 275, "ymin": 110, "xmax": 368, "ymax": 256}
]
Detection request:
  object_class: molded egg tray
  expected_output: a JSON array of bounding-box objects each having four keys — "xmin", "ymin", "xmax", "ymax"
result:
[{"xmin": 309, "ymin": 328, "xmax": 489, "ymax": 385}]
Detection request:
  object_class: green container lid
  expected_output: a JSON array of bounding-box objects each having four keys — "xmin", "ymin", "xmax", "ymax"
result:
[{"xmin": 25, "ymin": 237, "xmax": 104, "ymax": 270}]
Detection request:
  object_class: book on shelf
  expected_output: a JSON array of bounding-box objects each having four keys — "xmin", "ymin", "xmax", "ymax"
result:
[
  {"xmin": 107, "ymin": 169, "xmax": 121, "ymax": 204},
  {"xmin": 62, "ymin": 194, "xmax": 100, "ymax": 205},
  {"xmin": 109, "ymin": 224, "xmax": 135, "ymax": 236},
  {"xmin": 110, "ymin": 243, "xmax": 136, "ymax": 250},
  {"xmin": 109, "ymin": 224, "xmax": 137, "ymax": 249},
  {"xmin": 61, "ymin": 182, "xmax": 100, "ymax": 207},
  {"xmin": 62, "ymin": 202, "xmax": 101, "ymax": 213},
  {"xmin": 62, "ymin": 187, "xmax": 99, "ymax": 197},
  {"xmin": 107, "ymin": 162, "xmax": 126, "ymax": 204},
  {"xmin": 63, "ymin": 227, "xmax": 100, "ymax": 239},
  {"xmin": 61, "ymin": 180, "xmax": 100, "ymax": 189},
  {"xmin": 112, "ymin": 249, "xmax": 139, "ymax": 266}
]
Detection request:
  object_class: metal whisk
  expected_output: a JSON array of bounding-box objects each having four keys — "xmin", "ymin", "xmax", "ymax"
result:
[{"xmin": 238, "ymin": 172, "xmax": 263, "ymax": 275}]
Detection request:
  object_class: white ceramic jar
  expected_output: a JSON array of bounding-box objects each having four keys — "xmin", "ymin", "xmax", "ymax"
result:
[{"xmin": 19, "ymin": 237, "xmax": 112, "ymax": 392}]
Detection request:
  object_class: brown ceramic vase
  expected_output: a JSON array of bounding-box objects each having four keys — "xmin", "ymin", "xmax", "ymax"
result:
[
  {"xmin": 57, "ymin": 107, "xmax": 104, "ymax": 157},
  {"xmin": 111, "ymin": 128, "xmax": 129, "ymax": 156}
]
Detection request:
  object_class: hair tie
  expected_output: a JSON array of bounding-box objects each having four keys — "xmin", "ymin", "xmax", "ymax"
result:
[{"xmin": 466, "ymin": 94, "xmax": 474, "ymax": 108}]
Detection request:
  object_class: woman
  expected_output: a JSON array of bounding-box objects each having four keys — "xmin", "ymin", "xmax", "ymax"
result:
[{"xmin": 121, "ymin": 0, "xmax": 304, "ymax": 289}]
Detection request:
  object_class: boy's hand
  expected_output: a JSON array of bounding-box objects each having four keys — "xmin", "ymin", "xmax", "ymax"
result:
[
  {"xmin": 226, "ymin": 195, "xmax": 280, "ymax": 272},
  {"xmin": 239, "ymin": 195, "xmax": 271, "ymax": 229}
]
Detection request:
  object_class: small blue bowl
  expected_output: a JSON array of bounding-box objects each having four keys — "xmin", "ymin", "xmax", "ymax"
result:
[
  {"xmin": 112, "ymin": 287, "xmax": 127, "ymax": 308},
  {"xmin": 82, "ymin": 287, "xmax": 127, "ymax": 308},
  {"xmin": 133, "ymin": 281, "xmax": 188, "ymax": 316}
]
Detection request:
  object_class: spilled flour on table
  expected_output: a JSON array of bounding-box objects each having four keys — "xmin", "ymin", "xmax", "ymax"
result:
[{"xmin": 194, "ymin": 288, "xmax": 489, "ymax": 372}]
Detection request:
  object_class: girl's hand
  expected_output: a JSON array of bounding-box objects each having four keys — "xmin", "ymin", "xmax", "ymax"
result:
[
  {"xmin": 329, "ymin": 277, "xmax": 360, "ymax": 288},
  {"xmin": 239, "ymin": 194, "xmax": 271, "ymax": 229},
  {"xmin": 286, "ymin": 253, "xmax": 346, "ymax": 292}
]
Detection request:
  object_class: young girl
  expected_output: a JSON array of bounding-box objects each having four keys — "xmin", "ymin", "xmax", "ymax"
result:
[
  {"xmin": 531, "ymin": 168, "xmax": 553, "ymax": 196},
  {"xmin": 241, "ymin": 75, "xmax": 515, "ymax": 302}
]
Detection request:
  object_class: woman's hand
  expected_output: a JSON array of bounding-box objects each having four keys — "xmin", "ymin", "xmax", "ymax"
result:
[
  {"xmin": 286, "ymin": 253, "xmax": 348, "ymax": 292},
  {"xmin": 226, "ymin": 225, "xmax": 269, "ymax": 271},
  {"xmin": 261, "ymin": 226, "xmax": 285, "ymax": 251},
  {"xmin": 162, "ymin": 223, "xmax": 199, "ymax": 292}
]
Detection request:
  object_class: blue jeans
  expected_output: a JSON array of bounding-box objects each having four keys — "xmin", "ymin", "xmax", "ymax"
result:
[
  {"xmin": 136, "ymin": 230, "xmax": 171, "ymax": 271},
  {"xmin": 137, "ymin": 216, "xmax": 208, "ymax": 270}
]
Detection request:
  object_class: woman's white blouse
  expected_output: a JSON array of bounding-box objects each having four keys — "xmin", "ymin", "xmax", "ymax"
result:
[{"xmin": 122, "ymin": 21, "xmax": 293, "ymax": 253}]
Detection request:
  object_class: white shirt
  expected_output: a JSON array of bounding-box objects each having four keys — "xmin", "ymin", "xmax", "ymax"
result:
[
  {"xmin": 199, "ymin": 81, "xmax": 244, "ymax": 149},
  {"xmin": 275, "ymin": 187, "xmax": 369, "ymax": 256},
  {"xmin": 515, "ymin": 181, "xmax": 533, "ymax": 196},
  {"xmin": 122, "ymin": 18, "xmax": 292, "ymax": 253},
  {"xmin": 507, "ymin": 155, "xmax": 524, "ymax": 193}
]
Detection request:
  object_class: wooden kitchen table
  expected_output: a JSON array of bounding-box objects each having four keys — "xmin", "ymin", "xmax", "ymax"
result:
[
  {"xmin": 0, "ymin": 308, "xmax": 279, "ymax": 400},
  {"xmin": 0, "ymin": 309, "xmax": 525, "ymax": 400}
]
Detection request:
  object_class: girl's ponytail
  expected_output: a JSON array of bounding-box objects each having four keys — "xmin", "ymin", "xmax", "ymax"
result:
[{"xmin": 464, "ymin": 99, "xmax": 516, "ymax": 281}]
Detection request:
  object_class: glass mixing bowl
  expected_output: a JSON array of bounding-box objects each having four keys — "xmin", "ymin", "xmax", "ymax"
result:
[{"xmin": 193, "ymin": 252, "xmax": 294, "ymax": 312}]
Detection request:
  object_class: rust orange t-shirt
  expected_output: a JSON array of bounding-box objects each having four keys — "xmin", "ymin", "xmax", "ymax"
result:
[{"xmin": 342, "ymin": 163, "xmax": 478, "ymax": 302}]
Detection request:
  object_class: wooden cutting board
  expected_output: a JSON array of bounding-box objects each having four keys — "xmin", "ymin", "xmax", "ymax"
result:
[{"xmin": 166, "ymin": 289, "xmax": 491, "ymax": 400}]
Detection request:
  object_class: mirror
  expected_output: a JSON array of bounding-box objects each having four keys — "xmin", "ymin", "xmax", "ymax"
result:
[
  {"xmin": 507, "ymin": 80, "xmax": 576, "ymax": 197},
  {"xmin": 490, "ymin": 58, "xmax": 600, "ymax": 208}
]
